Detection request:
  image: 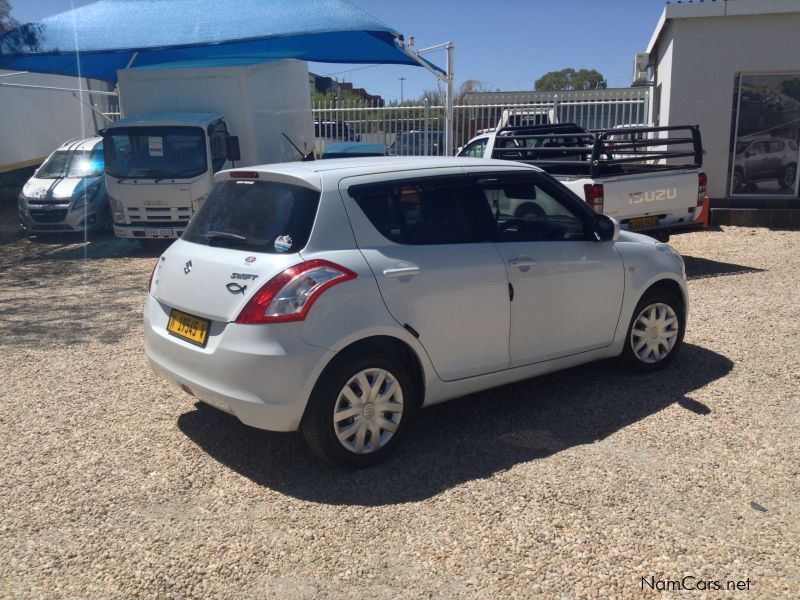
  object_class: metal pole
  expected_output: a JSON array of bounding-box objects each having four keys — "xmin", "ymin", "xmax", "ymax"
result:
[
  {"xmin": 399, "ymin": 77, "xmax": 406, "ymax": 103},
  {"xmin": 445, "ymin": 42, "xmax": 454, "ymax": 156}
]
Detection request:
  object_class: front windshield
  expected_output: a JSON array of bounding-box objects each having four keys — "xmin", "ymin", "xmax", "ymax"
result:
[
  {"xmin": 36, "ymin": 147, "xmax": 104, "ymax": 179},
  {"xmin": 104, "ymin": 126, "xmax": 207, "ymax": 179}
]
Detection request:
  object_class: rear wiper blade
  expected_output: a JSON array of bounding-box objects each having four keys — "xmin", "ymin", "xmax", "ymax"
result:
[{"xmin": 204, "ymin": 230, "xmax": 248, "ymax": 241}]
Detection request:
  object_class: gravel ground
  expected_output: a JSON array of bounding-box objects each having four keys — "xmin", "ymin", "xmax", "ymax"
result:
[{"xmin": 1, "ymin": 224, "xmax": 798, "ymax": 598}]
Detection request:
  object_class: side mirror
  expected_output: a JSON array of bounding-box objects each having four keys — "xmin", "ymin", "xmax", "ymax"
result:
[
  {"xmin": 226, "ymin": 136, "xmax": 241, "ymax": 162},
  {"xmin": 593, "ymin": 214, "xmax": 619, "ymax": 241}
]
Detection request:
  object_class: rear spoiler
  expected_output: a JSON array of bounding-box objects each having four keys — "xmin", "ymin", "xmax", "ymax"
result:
[{"xmin": 490, "ymin": 124, "xmax": 704, "ymax": 178}]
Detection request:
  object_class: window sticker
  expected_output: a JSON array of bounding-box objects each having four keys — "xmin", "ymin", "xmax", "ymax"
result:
[
  {"xmin": 148, "ymin": 136, "xmax": 164, "ymax": 157},
  {"xmin": 274, "ymin": 235, "xmax": 293, "ymax": 252}
]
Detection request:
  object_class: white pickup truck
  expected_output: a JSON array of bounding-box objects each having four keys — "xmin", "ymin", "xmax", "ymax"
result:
[{"xmin": 458, "ymin": 123, "xmax": 708, "ymax": 241}]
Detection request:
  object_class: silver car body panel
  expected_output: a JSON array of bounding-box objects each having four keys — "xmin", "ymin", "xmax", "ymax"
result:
[{"xmin": 144, "ymin": 157, "xmax": 688, "ymax": 431}]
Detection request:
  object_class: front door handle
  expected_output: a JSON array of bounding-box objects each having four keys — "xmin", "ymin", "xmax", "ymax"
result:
[
  {"xmin": 508, "ymin": 257, "xmax": 537, "ymax": 269},
  {"xmin": 383, "ymin": 266, "xmax": 420, "ymax": 278}
]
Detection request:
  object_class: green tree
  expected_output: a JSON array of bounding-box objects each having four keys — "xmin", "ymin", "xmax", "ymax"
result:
[
  {"xmin": 535, "ymin": 68, "xmax": 607, "ymax": 91},
  {"xmin": 311, "ymin": 88, "xmax": 370, "ymax": 108},
  {"xmin": 571, "ymin": 69, "xmax": 607, "ymax": 90}
]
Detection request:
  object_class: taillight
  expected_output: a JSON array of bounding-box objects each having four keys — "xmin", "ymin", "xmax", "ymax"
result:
[
  {"xmin": 583, "ymin": 183, "xmax": 604, "ymax": 213},
  {"xmin": 147, "ymin": 260, "xmax": 158, "ymax": 293},
  {"xmin": 229, "ymin": 171, "xmax": 260, "ymax": 179},
  {"xmin": 236, "ymin": 260, "xmax": 357, "ymax": 324},
  {"xmin": 697, "ymin": 172, "xmax": 707, "ymax": 206}
]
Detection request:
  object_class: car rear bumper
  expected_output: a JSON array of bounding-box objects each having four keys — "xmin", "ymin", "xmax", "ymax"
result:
[{"xmin": 144, "ymin": 296, "xmax": 335, "ymax": 431}]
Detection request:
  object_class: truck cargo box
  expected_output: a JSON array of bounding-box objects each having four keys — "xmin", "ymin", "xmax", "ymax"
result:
[{"xmin": 117, "ymin": 59, "xmax": 313, "ymax": 166}]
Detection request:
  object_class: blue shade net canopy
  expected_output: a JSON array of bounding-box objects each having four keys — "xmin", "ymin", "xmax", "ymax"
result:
[{"xmin": 0, "ymin": 0, "xmax": 443, "ymax": 82}]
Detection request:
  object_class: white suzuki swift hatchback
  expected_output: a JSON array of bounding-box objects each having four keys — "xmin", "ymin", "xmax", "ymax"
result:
[{"xmin": 145, "ymin": 157, "xmax": 688, "ymax": 468}]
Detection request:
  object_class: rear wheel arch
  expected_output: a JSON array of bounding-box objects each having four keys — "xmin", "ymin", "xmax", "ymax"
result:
[{"xmin": 309, "ymin": 335, "xmax": 426, "ymax": 414}]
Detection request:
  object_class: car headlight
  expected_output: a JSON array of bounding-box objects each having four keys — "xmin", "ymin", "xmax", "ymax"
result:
[
  {"xmin": 656, "ymin": 243, "xmax": 686, "ymax": 279},
  {"xmin": 72, "ymin": 182, "xmax": 102, "ymax": 209},
  {"xmin": 191, "ymin": 194, "xmax": 207, "ymax": 213},
  {"xmin": 109, "ymin": 195, "xmax": 124, "ymax": 222}
]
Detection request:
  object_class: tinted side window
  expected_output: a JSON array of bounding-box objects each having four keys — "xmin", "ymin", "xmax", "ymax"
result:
[
  {"xmin": 477, "ymin": 177, "xmax": 588, "ymax": 242},
  {"xmin": 353, "ymin": 180, "xmax": 493, "ymax": 245}
]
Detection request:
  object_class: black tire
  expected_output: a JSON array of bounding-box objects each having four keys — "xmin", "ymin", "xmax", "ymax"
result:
[
  {"xmin": 620, "ymin": 289, "xmax": 685, "ymax": 373},
  {"xmin": 779, "ymin": 164, "xmax": 796, "ymax": 190},
  {"xmin": 651, "ymin": 231, "xmax": 671, "ymax": 243},
  {"xmin": 301, "ymin": 352, "xmax": 415, "ymax": 468},
  {"xmin": 514, "ymin": 202, "xmax": 545, "ymax": 221},
  {"xmin": 732, "ymin": 170, "xmax": 744, "ymax": 193}
]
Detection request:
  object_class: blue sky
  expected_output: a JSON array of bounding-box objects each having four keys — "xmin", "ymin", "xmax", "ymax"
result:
[{"xmin": 10, "ymin": 0, "xmax": 668, "ymax": 101}]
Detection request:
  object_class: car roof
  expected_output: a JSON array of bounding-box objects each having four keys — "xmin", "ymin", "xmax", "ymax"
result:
[
  {"xmin": 106, "ymin": 112, "xmax": 222, "ymax": 129},
  {"xmin": 56, "ymin": 136, "xmax": 103, "ymax": 152},
  {"xmin": 216, "ymin": 157, "xmax": 542, "ymax": 190}
]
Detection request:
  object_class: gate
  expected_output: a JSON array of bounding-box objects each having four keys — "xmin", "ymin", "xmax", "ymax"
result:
[{"xmin": 312, "ymin": 87, "xmax": 650, "ymax": 156}]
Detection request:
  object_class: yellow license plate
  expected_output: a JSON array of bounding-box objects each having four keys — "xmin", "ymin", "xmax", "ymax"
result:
[
  {"xmin": 167, "ymin": 309, "xmax": 210, "ymax": 347},
  {"xmin": 628, "ymin": 216, "xmax": 660, "ymax": 230}
]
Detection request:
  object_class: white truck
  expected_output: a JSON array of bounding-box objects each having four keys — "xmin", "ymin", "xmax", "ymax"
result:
[
  {"xmin": 103, "ymin": 59, "xmax": 314, "ymax": 240},
  {"xmin": 458, "ymin": 123, "xmax": 708, "ymax": 241}
]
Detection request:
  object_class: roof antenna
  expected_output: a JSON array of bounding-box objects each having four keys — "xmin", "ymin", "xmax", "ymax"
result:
[{"xmin": 282, "ymin": 132, "xmax": 315, "ymax": 161}]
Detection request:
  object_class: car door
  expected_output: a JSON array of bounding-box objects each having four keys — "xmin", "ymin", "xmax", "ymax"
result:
[
  {"xmin": 747, "ymin": 142, "xmax": 768, "ymax": 178},
  {"xmin": 768, "ymin": 141, "xmax": 784, "ymax": 177},
  {"xmin": 470, "ymin": 170, "xmax": 625, "ymax": 367},
  {"xmin": 340, "ymin": 170, "xmax": 511, "ymax": 381}
]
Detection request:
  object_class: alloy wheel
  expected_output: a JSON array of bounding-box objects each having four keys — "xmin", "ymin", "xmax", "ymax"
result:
[{"xmin": 781, "ymin": 165, "xmax": 796, "ymax": 188}]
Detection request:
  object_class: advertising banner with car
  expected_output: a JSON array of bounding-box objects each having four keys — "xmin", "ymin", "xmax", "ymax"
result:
[{"xmin": 731, "ymin": 73, "xmax": 800, "ymax": 196}]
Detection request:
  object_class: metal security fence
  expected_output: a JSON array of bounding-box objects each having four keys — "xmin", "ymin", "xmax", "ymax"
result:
[{"xmin": 312, "ymin": 87, "xmax": 649, "ymax": 156}]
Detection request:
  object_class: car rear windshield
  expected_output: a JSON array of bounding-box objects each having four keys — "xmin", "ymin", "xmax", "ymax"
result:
[{"xmin": 182, "ymin": 179, "xmax": 320, "ymax": 253}]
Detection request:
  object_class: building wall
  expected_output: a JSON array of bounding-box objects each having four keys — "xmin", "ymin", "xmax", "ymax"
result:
[
  {"xmin": 653, "ymin": 11, "xmax": 800, "ymax": 198},
  {"xmin": 0, "ymin": 71, "xmax": 113, "ymax": 174},
  {"xmin": 650, "ymin": 30, "xmax": 673, "ymax": 127}
]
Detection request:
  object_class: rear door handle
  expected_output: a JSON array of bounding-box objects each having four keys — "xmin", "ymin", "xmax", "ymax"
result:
[
  {"xmin": 508, "ymin": 257, "xmax": 537, "ymax": 269},
  {"xmin": 383, "ymin": 266, "xmax": 420, "ymax": 278}
]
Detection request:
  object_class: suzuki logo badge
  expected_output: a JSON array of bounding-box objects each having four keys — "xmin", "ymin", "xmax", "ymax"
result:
[{"xmin": 184, "ymin": 260, "xmax": 192, "ymax": 275}]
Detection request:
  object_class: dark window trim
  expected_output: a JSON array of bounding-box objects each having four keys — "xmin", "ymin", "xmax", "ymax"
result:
[{"xmin": 347, "ymin": 174, "xmax": 468, "ymax": 199}]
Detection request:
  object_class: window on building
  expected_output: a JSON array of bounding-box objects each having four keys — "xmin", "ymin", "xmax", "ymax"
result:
[{"xmin": 730, "ymin": 73, "xmax": 800, "ymax": 197}]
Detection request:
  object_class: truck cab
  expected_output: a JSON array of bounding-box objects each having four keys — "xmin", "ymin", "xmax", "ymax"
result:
[{"xmin": 103, "ymin": 112, "xmax": 239, "ymax": 239}]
